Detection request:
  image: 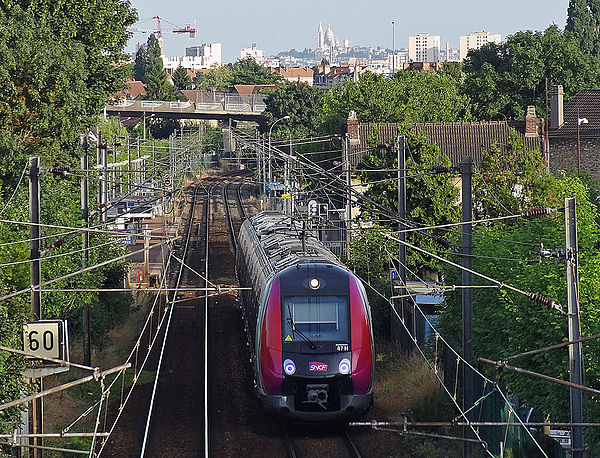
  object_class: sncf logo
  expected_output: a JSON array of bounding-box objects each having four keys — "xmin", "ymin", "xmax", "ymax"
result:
[{"xmin": 309, "ymin": 362, "xmax": 328, "ymax": 372}]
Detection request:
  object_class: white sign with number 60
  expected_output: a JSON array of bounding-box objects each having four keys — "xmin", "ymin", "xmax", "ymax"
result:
[{"xmin": 23, "ymin": 320, "xmax": 65, "ymax": 360}]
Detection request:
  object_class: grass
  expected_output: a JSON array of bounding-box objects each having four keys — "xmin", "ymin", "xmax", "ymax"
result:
[{"xmin": 374, "ymin": 345, "xmax": 447, "ymax": 417}]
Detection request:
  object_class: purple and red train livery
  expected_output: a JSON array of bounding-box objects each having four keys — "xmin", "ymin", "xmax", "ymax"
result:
[{"xmin": 236, "ymin": 211, "xmax": 374, "ymax": 421}]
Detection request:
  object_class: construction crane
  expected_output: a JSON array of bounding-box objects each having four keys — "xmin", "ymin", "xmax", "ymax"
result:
[{"xmin": 128, "ymin": 16, "xmax": 196, "ymax": 39}]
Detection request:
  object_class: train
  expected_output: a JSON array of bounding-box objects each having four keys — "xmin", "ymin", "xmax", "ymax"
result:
[{"xmin": 236, "ymin": 211, "xmax": 374, "ymax": 421}]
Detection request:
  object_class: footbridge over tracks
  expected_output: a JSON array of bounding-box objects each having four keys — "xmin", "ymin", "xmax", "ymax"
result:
[{"xmin": 105, "ymin": 93, "xmax": 266, "ymax": 123}]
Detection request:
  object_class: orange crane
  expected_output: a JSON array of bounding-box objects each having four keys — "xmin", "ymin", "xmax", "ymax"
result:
[{"xmin": 128, "ymin": 16, "xmax": 196, "ymax": 39}]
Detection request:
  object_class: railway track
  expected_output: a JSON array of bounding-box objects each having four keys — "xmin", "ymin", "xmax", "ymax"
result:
[
  {"xmin": 139, "ymin": 180, "xmax": 214, "ymax": 457},
  {"xmin": 284, "ymin": 427, "xmax": 364, "ymax": 458},
  {"xmin": 223, "ymin": 179, "xmax": 249, "ymax": 254}
]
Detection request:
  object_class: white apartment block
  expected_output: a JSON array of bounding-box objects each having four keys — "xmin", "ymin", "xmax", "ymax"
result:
[
  {"xmin": 409, "ymin": 33, "xmax": 440, "ymax": 62},
  {"xmin": 241, "ymin": 44, "xmax": 264, "ymax": 62},
  {"xmin": 459, "ymin": 32, "xmax": 501, "ymax": 61},
  {"xmin": 162, "ymin": 43, "xmax": 222, "ymax": 70}
]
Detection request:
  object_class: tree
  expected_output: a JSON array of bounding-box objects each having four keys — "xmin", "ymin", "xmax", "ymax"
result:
[
  {"xmin": 193, "ymin": 64, "xmax": 233, "ymax": 91},
  {"xmin": 473, "ymin": 130, "xmax": 556, "ymax": 218},
  {"xmin": 439, "ymin": 142, "xmax": 600, "ymax": 441},
  {"xmin": 462, "ymin": 26, "xmax": 600, "ymax": 120},
  {"xmin": 145, "ymin": 62, "xmax": 176, "ymax": 101},
  {"xmin": 230, "ymin": 57, "xmax": 281, "ymax": 85},
  {"xmin": 172, "ymin": 65, "xmax": 192, "ymax": 90},
  {"xmin": 322, "ymin": 70, "xmax": 472, "ymax": 132},
  {"xmin": 355, "ymin": 127, "xmax": 460, "ymax": 275},
  {"xmin": 0, "ymin": 0, "xmax": 135, "ymax": 432},
  {"xmin": 566, "ymin": 0, "xmax": 600, "ymax": 55},
  {"xmin": 133, "ymin": 34, "xmax": 162, "ymax": 84},
  {"xmin": 133, "ymin": 45, "xmax": 148, "ymax": 82},
  {"xmin": 263, "ymin": 82, "xmax": 324, "ymax": 137},
  {"xmin": 0, "ymin": 1, "xmax": 136, "ymax": 184}
]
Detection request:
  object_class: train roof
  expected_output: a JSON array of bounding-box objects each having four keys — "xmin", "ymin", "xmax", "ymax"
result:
[{"xmin": 242, "ymin": 211, "xmax": 345, "ymax": 274}]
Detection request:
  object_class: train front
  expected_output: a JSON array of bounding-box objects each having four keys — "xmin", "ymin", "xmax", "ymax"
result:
[{"xmin": 257, "ymin": 263, "xmax": 374, "ymax": 421}]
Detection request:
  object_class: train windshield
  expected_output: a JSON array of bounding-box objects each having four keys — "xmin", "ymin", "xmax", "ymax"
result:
[{"xmin": 282, "ymin": 296, "xmax": 349, "ymax": 342}]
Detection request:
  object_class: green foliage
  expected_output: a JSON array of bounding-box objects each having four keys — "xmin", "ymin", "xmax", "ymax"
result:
[
  {"xmin": 356, "ymin": 127, "xmax": 460, "ymax": 275},
  {"xmin": 0, "ymin": 1, "xmax": 136, "ymax": 186},
  {"xmin": 193, "ymin": 64, "xmax": 233, "ymax": 91},
  {"xmin": 202, "ymin": 125, "xmax": 223, "ymax": 154},
  {"xmin": 439, "ymin": 157, "xmax": 600, "ymax": 435},
  {"xmin": 193, "ymin": 57, "xmax": 280, "ymax": 90},
  {"xmin": 347, "ymin": 227, "xmax": 394, "ymax": 338},
  {"xmin": 133, "ymin": 34, "xmax": 162, "ymax": 84},
  {"xmin": 463, "ymin": 26, "xmax": 600, "ymax": 120},
  {"xmin": 473, "ymin": 130, "xmax": 557, "ymax": 218},
  {"xmin": 145, "ymin": 61, "xmax": 176, "ymax": 101},
  {"xmin": 0, "ymin": 0, "xmax": 136, "ymax": 433},
  {"xmin": 263, "ymin": 82, "xmax": 324, "ymax": 137},
  {"xmin": 230, "ymin": 57, "xmax": 281, "ymax": 85},
  {"xmin": 172, "ymin": 65, "xmax": 192, "ymax": 91},
  {"xmin": 322, "ymin": 71, "xmax": 472, "ymax": 131},
  {"xmin": 566, "ymin": 0, "xmax": 600, "ymax": 55}
]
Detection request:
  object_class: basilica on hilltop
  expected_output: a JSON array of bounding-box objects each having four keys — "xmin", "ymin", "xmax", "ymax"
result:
[{"xmin": 316, "ymin": 23, "xmax": 349, "ymax": 60}]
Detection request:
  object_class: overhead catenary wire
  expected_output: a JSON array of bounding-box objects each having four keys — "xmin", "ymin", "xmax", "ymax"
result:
[
  {"xmin": 383, "ymin": 232, "xmax": 565, "ymax": 314},
  {"xmin": 0, "ymin": 160, "xmax": 28, "ymax": 217},
  {"xmin": 357, "ymin": 268, "xmax": 547, "ymax": 457},
  {"xmin": 0, "ymin": 237, "xmax": 178, "ymax": 303}
]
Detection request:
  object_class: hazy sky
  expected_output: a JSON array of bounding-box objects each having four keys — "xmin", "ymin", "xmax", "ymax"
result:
[{"xmin": 127, "ymin": 0, "xmax": 570, "ymax": 62}]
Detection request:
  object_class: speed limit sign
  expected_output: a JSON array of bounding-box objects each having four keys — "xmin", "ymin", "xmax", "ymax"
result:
[{"xmin": 23, "ymin": 320, "xmax": 66, "ymax": 360}]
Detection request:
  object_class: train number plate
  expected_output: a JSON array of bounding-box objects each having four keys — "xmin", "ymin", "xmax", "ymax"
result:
[{"xmin": 336, "ymin": 343, "xmax": 349, "ymax": 352}]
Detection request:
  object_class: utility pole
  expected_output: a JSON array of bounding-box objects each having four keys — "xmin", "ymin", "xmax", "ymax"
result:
[
  {"xmin": 545, "ymin": 78, "xmax": 550, "ymax": 172},
  {"xmin": 344, "ymin": 134, "xmax": 352, "ymax": 258},
  {"xmin": 565, "ymin": 197, "xmax": 584, "ymax": 458},
  {"xmin": 262, "ymin": 135, "xmax": 266, "ymax": 199},
  {"xmin": 143, "ymin": 224, "xmax": 150, "ymax": 285},
  {"xmin": 461, "ymin": 156, "xmax": 474, "ymax": 458},
  {"xmin": 391, "ymin": 21, "xmax": 395, "ymax": 77},
  {"xmin": 81, "ymin": 137, "xmax": 91, "ymax": 366},
  {"xmin": 396, "ymin": 137, "xmax": 408, "ymax": 347},
  {"xmin": 29, "ymin": 156, "xmax": 42, "ymax": 458},
  {"xmin": 127, "ymin": 137, "xmax": 132, "ymax": 193},
  {"xmin": 101, "ymin": 140, "xmax": 108, "ymax": 221},
  {"xmin": 112, "ymin": 138, "xmax": 118, "ymax": 200}
]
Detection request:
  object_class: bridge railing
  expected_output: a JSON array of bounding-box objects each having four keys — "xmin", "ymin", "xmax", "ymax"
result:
[{"xmin": 109, "ymin": 93, "xmax": 267, "ymax": 113}]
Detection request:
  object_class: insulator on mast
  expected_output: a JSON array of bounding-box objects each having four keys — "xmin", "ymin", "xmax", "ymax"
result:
[{"xmin": 523, "ymin": 207, "xmax": 558, "ymax": 218}]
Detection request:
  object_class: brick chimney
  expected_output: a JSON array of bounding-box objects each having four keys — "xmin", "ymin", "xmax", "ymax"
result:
[
  {"xmin": 346, "ymin": 111, "xmax": 360, "ymax": 145},
  {"xmin": 550, "ymin": 85, "xmax": 564, "ymax": 129},
  {"xmin": 525, "ymin": 106, "xmax": 538, "ymax": 137}
]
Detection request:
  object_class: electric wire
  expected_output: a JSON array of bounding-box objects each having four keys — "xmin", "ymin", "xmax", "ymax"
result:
[{"xmin": 0, "ymin": 160, "xmax": 28, "ymax": 217}]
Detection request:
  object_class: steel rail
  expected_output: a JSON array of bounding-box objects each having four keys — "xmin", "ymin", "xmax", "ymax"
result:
[
  {"xmin": 235, "ymin": 181, "xmax": 247, "ymax": 219},
  {"xmin": 343, "ymin": 430, "xmax": 363, "ymax": 458},
  {"xmin": 140, "ymin": 185, "xmax": 202, "ymax": 457},
  {"xmin": 204, "ymin": 183, "xmax": 212, "ymax": 458},
  {"xmin": 282, "ymin": 427, "xmax": 297, "ymax": 458},
  {"xmin": 222, "ymin": 182, "xmax": 237, "ymax": 254}
]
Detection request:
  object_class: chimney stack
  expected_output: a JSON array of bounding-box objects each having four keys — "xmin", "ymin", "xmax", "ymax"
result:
[
  {"xmin": 346, "ymin": 111, "xmax": 360, "ymax": 145},
  {"xmin": 550, "ymin": 85, "xmax": 564, "ymax": 129},
  {"xmin": 525, "ymin": 106, "xmax": 538, "ymax": 137}
]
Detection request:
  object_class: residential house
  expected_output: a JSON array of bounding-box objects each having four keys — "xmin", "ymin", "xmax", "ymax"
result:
[
  {"xmin": 342, "ymin": 110, "xmax": 545, "ymax": 167},
  {"xmin": 271, "ymin": 67, "xmax": 314, "ymax": 85},
  {"xmin": 549, "ymin": 85, "xmax": 600, "ymax": 180},
  {"xmin": 113, "ymin": 79, "xmax": 146, "ymax": 100},
  {"xmin": 313, "ymin": 65, "xmax": 363, "ymax": 86}
]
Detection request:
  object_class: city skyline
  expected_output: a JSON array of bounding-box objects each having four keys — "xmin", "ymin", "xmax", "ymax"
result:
[{"xmin": 127, "ymin": 0, "xmax": 570, "ymax": 62}]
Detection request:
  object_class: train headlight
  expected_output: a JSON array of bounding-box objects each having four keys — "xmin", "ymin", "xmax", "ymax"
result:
[
  {"xmin": 339, "ymin": 358, "xmax": 351, "ymax": 375},
  {"xmin": 283, "ymin": 359, "xmax": 296, "ymax": 376},
  {"xmin": 309, "ymin": 278, "xmax": 320, "ymax": 290}
]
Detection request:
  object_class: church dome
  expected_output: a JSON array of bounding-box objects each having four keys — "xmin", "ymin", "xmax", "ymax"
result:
[{"xmin": 326, "ymin": 24, "xmax": 334, "ymax": 46}]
